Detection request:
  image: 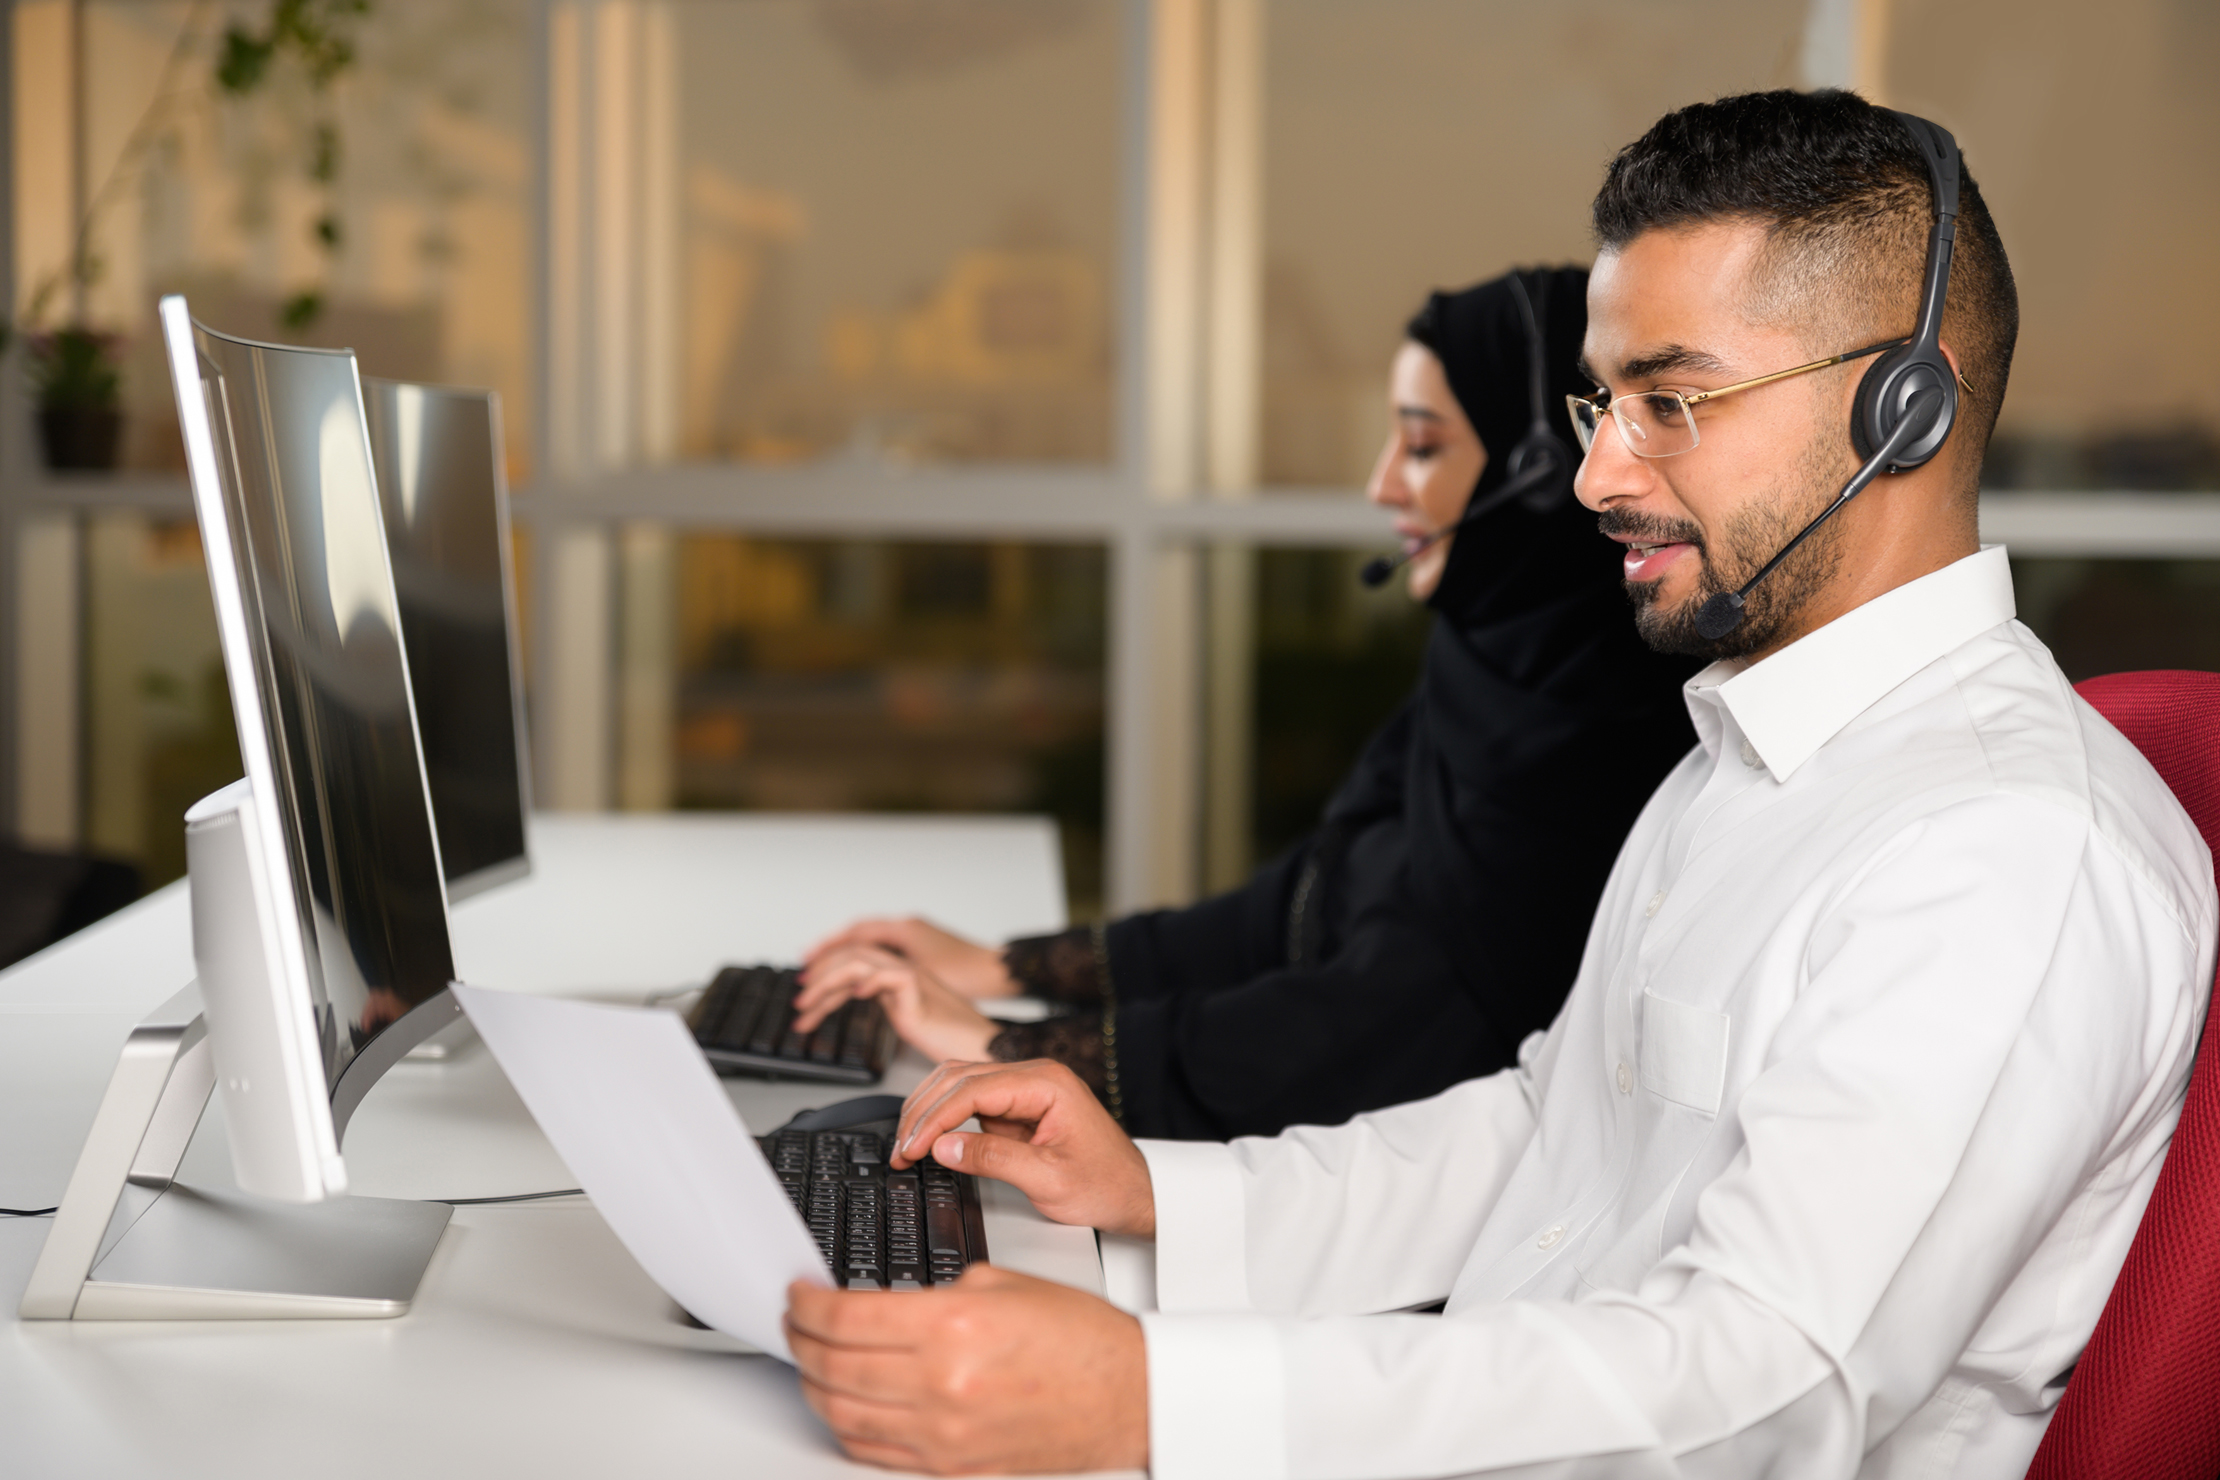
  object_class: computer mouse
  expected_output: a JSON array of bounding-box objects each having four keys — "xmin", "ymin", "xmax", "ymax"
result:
[{"xmin": 777, "ymin": 1093, "xmax": 908, "ymax": 1133}]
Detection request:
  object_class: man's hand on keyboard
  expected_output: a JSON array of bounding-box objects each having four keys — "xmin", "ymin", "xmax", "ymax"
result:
[
  {"xmin": 786, "ymin": 1264, "xmax": 1146, "ymax": 1475},
  {"xmin": 794, "ymin": 944, "xmax": 1000, "ymax": 1063},
  {"xmin": 892, "ymin": 1059, "xmax": 1155, "ymax": 1239},
  {"xmin": 803, "ymin": 916, "xmax": 1020, "ymax": 1000}
]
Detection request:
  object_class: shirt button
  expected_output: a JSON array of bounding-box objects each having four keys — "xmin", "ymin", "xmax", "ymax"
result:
[
  {"xmin": 1616, "ymin": 1061, "xmax": 1633, "ymax": 1095},
  {"xmin": 1537, "ymin": 1225, "xmax": 1565, "ymax": 1250},
  {"xmin": 1740, "ymin": 738, "xmax": 1762, "ymax": 769},
  {"xmin": 1644, "ymin": 891, "xmax": 1665, "ymax": 918}
]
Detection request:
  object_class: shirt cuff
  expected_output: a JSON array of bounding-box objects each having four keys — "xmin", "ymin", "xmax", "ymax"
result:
[
  {"xmin": 1141, "ymin": 1312, "xmax": 1286, "ymax": 1480},
  {"xmin": 1137, "ymin": 1138, "xmax": 1251, "ymax": 1313}
]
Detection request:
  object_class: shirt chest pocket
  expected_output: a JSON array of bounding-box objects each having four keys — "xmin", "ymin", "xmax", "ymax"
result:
[{"xmin": 1639, "ymin": 990, "xmax": 1731, "ymax": 1117}]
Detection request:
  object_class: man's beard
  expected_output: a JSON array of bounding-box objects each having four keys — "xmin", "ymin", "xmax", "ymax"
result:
[{"xmin": 1602, "ymin": 440, "xmax": 1852, "ymax": 661}]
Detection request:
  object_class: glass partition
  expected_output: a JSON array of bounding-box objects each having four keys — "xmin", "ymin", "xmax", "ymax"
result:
[
  {"xmin": 1258, "ymin": 0, "xmax": 1811, "ymax": 488},
  {"xmin": 18, "ymin": 0, "xmax": 2220, "ymax": 920},
  {"xmin": 82, "ymin": 514, "xmax": 241, "ymax": 886},
  {"xmin": 1888, "ymin": 0, "xmax": 2220, "ymax": 490},
  {"xmin": 15, "ymin": 0, "xmax": 536, "ymax": 477},
  {"xmin": 1249, "ymin": 546, "xmax": 1428, "ymax": 865},
  {"xmin": 672, "ymin": 0, "xmax": 1122, "ymax": 466},
  {"xmin": 665, "ymin": 534, "xmax": 1109, "ymax": 914},
  {"xmin": 1256, "ymin": 0, "xmax": 2220, "ymax": 494},
  {"xmin": 2014, "ymin": 559, "xmax": 2220, "ymax": 679}
]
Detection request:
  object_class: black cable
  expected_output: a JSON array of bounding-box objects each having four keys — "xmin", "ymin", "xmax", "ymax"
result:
[
  {"xmin": 1, "ymin": 1207, "xmax": 58, "ymax": 1218},
  {"xmin": 428, "ymin": 1188, "xmax": 584, "ymax": 1206}
]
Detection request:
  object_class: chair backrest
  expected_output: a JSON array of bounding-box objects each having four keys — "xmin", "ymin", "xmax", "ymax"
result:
[{"xmin": 2027, "ymin": 671, "xmax": 2220, "ymax": 1479}]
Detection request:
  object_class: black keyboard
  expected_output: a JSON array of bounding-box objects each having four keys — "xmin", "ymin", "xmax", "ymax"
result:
[
  {"xmin": 688, "ymin": 964, "xmax": 895, "ymax": 1085},
  {"xmin": 760, "ymin": 1117, "xmax": 988, "ymax": 1290}
]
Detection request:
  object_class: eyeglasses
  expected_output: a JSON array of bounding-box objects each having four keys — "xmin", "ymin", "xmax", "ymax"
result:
[{"xmin": 1565, "ymin": 338, "xmax": 1976, "ymax": 460}]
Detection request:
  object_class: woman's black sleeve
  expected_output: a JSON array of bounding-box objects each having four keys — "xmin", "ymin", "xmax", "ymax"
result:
[
  {"xmin": 1109, "ymin": 901, "xmax": 1509, "ymax": 1140},
  {"xmin": 987, "ymin": 1012, "xmax": 1112, "ymax": 1100},
  {"xmin": 1000, "ymin": 826, "xmax": 1317, "ymax": 1012},
  {"xmin": 1000, "ymin": 928, "xmax": 1108, "ymax": 1006},
  {"xmin": 983, "ymin": 852, "xmax": 1309, "ymax": 1122}
]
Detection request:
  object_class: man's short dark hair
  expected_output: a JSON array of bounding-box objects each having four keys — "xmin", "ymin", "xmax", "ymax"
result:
[{"xmin": 1593, "ymin": 89, "xmax": 2018, "ymax": 480}]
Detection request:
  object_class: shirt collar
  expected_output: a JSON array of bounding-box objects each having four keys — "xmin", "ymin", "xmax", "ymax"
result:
[{"xmin": 1684, "ymin": 546, "xmax": 2018, "ymax": 783}]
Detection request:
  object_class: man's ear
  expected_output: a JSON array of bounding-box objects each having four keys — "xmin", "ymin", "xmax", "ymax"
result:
[
  {"xmin": 1937, "ymin": 338, "xmax": 1971, "ymax": 394},
  {"xmin": 1929, "ymin": 338, "xmax": 1986, "ymax": 511}
]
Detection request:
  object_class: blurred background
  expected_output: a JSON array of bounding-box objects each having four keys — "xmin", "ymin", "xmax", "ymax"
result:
[{"xmin": 3, "ymin": 0, "xmax": 2216, "ymax": 938}]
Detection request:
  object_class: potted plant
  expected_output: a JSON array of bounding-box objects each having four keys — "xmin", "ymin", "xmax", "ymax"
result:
[{"xmin": 29, "ymin": 326, "xmax": 124, "ymax": 472}]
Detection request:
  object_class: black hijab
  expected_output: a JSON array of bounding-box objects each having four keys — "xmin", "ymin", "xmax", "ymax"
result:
[
  {"xmin": 1319, "ymin": 266, "xmax": 1699, "ymax": 1052},
  {"xmin": 1099, "ymin": 267, "xmax": 1699, "ymax": 1140},
  {"xmin": 1405, "ymin": 265, "xmax": 1608, "ymax": 627}
]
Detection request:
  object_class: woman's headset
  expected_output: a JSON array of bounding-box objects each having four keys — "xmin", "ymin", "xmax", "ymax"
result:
[
  {"xmin": 1501, "ymin": 269, "xmax": 1575, "ymax": 510},
  {"xmin": 1359, "ymin": 269, "xmax": 1572, "ymax": 588}
]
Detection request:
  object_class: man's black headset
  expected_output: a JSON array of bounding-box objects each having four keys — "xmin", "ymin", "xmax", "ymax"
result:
[
  {"xmin": 1692, "ymin": 110, "xmax": 1963, "ymax": 640},
  {"xmin": 1360, "ymin": 270, "xmax": 1576, "ymax": 589}
]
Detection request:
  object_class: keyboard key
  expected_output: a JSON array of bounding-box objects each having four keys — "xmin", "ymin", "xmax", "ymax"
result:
[
  {"xmin": 696, "ymin": 977, "xmax": 736, "ymax": 1041},
  {"xmin": 746, "ymin": 1002, "xmax": 784, "ymax": 1056},
  {"xmin": 723, "ymin": 984, "xmax": 771, "ymax": 1051},
  {"xmin": 925, "ymin": 1194, "xmax": 965, "ymax": 1260}
]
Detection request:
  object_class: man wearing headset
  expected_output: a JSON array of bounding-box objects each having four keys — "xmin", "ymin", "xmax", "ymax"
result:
[{"xmin": 781, "ymin": 90, "xmax": 2215, "ymax": 1479}]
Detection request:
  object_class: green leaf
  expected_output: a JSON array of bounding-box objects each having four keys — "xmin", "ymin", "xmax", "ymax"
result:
[
  {"xmin": 216, "ymin": 26, "xmax": 275, "ymax": 94},
  {"xmin": 281, "ymin": 290, "xmax": 325, "ymax": 330},
  {"xmin": 28, "ymin": 326, "xmax": 124, "ymax": 410}
]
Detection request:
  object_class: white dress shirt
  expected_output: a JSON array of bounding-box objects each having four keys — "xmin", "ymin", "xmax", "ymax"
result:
[{"xmin": 1135, "ymin": 547, "xmax": 2214, "ymax": 1480}]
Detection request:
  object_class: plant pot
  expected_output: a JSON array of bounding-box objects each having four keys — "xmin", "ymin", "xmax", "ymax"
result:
[{"xmin": 37, "ymin": 406, "xmax": 124, "ymax": 472}]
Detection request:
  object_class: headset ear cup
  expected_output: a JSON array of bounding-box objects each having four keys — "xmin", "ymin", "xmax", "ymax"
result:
[
  {"xmin": 1504, "ymin": 433, "xmax": 1568, "ymax": 511},
  {"xmin": 1848, "ymin": 351, "xmax": 1895, "ymax": 462},
  {"xmin": 1851, "ymin": 350, "xmax": 1959, "ymax": 470},
  {"xmin": 1522, "ymin": 442, "xmax": 1567, "ymax": 510}
]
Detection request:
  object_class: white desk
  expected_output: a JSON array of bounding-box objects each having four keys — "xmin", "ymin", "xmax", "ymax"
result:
[{"xmin": 1, "ymin": 813, "xmax": 1140, "ymax": 1479}]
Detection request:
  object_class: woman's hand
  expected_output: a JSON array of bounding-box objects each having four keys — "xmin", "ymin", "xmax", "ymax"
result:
[
  {"xmin": 892, "ymin": 1058, "xmax": 1155, "ymax": 1239},
  {"xmin": 794, "ymin": 944, "xmax": 1001, "ymax": 1064},
  {"xmin": 802, "ymin": 917, "xmax": 1019, "ymax": 999}
]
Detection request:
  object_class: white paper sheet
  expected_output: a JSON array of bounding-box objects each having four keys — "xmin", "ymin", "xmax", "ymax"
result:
[{"xmin": 451, "ymin": 983, "xmax": 831, "ymax": 1362}]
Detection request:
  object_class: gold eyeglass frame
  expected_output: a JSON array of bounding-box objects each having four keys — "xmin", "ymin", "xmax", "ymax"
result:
[{"xmin": 1566, "ymin": 337, "xmax": 1977, "ymax": 459}]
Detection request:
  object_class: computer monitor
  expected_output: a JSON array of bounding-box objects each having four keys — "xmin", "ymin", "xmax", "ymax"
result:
[
  {"xmin": 16, "ymin": 298, "xmax": 457, "ymax": 1323},
  {"xmin": 361, "ymin": 379, "xmax": 532, "ymax": 900},
  {"xmin": 159, "ymin": 295, "xmax": 463, "ymax": 1201}
]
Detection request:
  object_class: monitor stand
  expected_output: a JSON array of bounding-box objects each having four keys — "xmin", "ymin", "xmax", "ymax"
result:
[{"xmin": 17, "ymin": 983, "xmax": 451, "ymax": 1320}]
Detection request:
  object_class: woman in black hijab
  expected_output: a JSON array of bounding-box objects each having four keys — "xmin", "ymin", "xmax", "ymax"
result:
[{"xmin": 795, "ymin": 267, "xmax": 1697, "ymax": 1140}]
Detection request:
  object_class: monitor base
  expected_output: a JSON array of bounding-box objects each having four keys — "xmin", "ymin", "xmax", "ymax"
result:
[
  {"xmin": 19, "ymin": 982, "xmax": 450, "ymax": 1321},
  {"xmin": 74, "ymin": 1182, "xmax": 451, "ymax": 1321}
]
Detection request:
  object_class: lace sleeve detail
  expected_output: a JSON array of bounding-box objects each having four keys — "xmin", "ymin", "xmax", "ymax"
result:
[
  {"xmin": 989, "ymin": 1013, "xmax": 1112, "ymax": 1108},
  {"xmin": 1001, "ymin": 925, "xmax": 1107, "ymax": 1005}
]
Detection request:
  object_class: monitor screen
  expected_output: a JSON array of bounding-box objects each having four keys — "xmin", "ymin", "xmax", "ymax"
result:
[
  {"xmin": 183, "ymin": 316, "xmax": 455, "ymax": 1092},
  {"xmin": 362, "ymin": 380, "xmax": 531, "ymax": 898}
]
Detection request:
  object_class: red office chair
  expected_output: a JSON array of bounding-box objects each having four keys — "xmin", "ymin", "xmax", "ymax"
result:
[{"xmin": 2026, "ymin": 672, "xmax": 2220, "ymax": 1480}]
